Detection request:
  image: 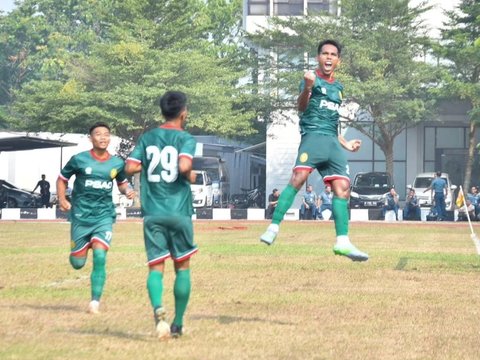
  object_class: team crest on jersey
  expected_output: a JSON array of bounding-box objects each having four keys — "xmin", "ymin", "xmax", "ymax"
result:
[
  {"xmin": 299, "ymin": 152, "xmax": 308, "ymax": 163},
  {"xmin": 110, "ymin": 169, "xmax": 117, "ymax": 179},
  {"xmin": 70, "ymin": 240, "xmax": 76, "ymax": 250},
  {"xmin": 85, "ymin": 167, "xmax": 92, "ymax": 175},
  {"xmin": 321, "ymin": 87, "xmax": 327, "ymax": 95}
]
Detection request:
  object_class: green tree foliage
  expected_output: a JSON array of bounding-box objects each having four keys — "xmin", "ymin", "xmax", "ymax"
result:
[
  {"xmin": 0, "ymin": 0, "xmax": 258, "ymax": 141},
  {"xmin": 435, "ymin": 0, "xmax": 480, "ymax": 190},
  {"xmin": 248, "ymin": 0, "xmax": 438, "ymax": 178}
]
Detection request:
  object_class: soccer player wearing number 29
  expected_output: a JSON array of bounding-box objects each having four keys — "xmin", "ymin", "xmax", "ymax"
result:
[
  {"xmin": 56, "ymin": 122, "xmax": 136, "ymax": 314},
  {"xmin": 126, "ymin": 91, "xmax": 198, "ymax": 340}
]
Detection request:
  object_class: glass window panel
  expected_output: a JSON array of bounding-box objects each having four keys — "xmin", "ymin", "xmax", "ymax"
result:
[
  {"xmin": 424, "ymin": 161, "xmax": 435, "ymax": 172},
  {"xmin": 274, "ymin": 0, "xmax": 303, "ymax": 15},
  {"xmin": 348, "ymin": 162, "xmax": 374, "ymax": 181},
  {"xmin": 248, "ymin": 0, "xmax": 269, "ymax": 15},
  {"xmin": 424, "ymin": 127, "xmax": 435, "ymax": 161},
  {"xmin": 437, "ymin": 127, "xmax": 464, "ymax": 148},
  {"xmin": 392, "ymin": 130, "xmax": 406, "ymax": 161}
]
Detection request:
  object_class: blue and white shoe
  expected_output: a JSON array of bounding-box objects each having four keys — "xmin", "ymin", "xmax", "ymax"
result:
[
  {"xmin": 260, "ymin": 224, "xmax": 279, "ymax": 245},
  {"xmin": 333, "ymin": 243, "xmax": 369, "ymax": 262}
]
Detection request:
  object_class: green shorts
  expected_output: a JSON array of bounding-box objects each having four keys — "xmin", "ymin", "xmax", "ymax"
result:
[
  {"xmin": 294, "ymin": 133, "xmax": 350, "ymax": 184},
  {"xmin": 70, "ymin": 221, "xmax": 113, "ymax": 255},
  {"xmin": 143, "ymin": 215, "xmax": 198, "ymax": 265}
]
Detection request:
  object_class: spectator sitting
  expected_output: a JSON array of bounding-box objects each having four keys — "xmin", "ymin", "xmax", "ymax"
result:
[
  {"xmin": 467, "ymin": 186, "xmax": 480, "ymax": 218},
  {"xmin": 382, "ymin": 187, "xmax": 399, "ymax": 221},
  {"xmin": 300, "ymin": 184, "xmax": 319, "ymax": 220},
  {"xmin": 403, "ymin": 188, "xmax": 421, "ymax": 221},
  {"xmin": 266, "ymin": 188, "xmax": 280, "ymax": 219},
  {"xmin": 457, "ymin": 199, "xmax": 476, "ymax": 221},
  {"xmin": 318, "ymin": 184, "xmax": 333, "ymax": 220}
]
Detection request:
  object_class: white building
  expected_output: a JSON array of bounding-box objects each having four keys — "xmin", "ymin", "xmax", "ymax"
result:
[{"xmin": 243, "ymin": 0, "xmax": 474, "ymax": 207}]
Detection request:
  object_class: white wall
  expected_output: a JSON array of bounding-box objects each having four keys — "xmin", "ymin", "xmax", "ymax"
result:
[{"xmin": 0, "ymin": 133, "xmax": 122, "ymax": 193}]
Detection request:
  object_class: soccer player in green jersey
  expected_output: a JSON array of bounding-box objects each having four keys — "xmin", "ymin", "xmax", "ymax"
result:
[
  {"xmin": 260, "ymin": 39, "xmax": 369, "ymax": 262},
  {"xmin": 125, "ymin": 91, "xmax": 198, "ymax": 340},
  {"xmin": 56, "ymin": 122, "xmax": 135, "ymax": 314}
]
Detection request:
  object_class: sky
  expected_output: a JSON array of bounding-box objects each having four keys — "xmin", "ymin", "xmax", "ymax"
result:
[{"xmin": 0, "ymin": 0, "xmax": 16, "ymax": 13}]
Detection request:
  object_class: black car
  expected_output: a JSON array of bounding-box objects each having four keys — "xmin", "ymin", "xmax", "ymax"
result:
[
  {"xmin": 0, "ymin": 179, "xmax": 42, "ymax": 208},
  {"xmin": 349, "ymin": 172, "xmax": 393, "ymax": 209}
]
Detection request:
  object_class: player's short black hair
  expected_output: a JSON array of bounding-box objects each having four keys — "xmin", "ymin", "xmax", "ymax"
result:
[
  {"xmin": 89, "ymin": 122, "xmax": 110, "ymax": 134},
  {"xmin": 317, "ymin": 39, "xmax": 342, "ymax": 56},
  {"xmin": 159, "ymin": 91, "xmax": 187, "ymax": 121}
]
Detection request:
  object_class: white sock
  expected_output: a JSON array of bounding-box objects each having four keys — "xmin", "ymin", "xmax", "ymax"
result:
[
  {"xmin": 267, "ymin": 223, "xmax": 279, "ymax": 233},
  {"xmin": 335, "ymin": 235, "xmax": 351, "ymax": 247}
]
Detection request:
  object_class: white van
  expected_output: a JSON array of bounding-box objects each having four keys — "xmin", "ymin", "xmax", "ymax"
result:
[
  {"xmin": 191, "ymin": 171, "xmax": 213, "ymax": 208},
  {"xmin": 408, "ymin": 172, "xmax": 457, "ymax": 211}
]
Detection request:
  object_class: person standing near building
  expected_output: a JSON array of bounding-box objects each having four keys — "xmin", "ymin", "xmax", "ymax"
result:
[
  {"xmin": 56, "ymin": 122, "xmax": 135, "ymax": 314},
  {"xmin": 125, "ymin": 91, "xmax": 198, "ymax": 340},
  {"xmin": 260, "ymin": 39, "xmax": 368, "ymax": 262},
  {"xmin": 33, "ymin": 174, "xmax": 51, "ymax": 208},
  {"xmin": 318, "ymin": 184, "xmax": 333, "ymax": 220},
  {"xmin": 424, "ymin": 171, "xmax": 447, "ymax": 221},
  {"xmin": 300, "ymin": 184, "xmax": 319, "ymax": 220}
]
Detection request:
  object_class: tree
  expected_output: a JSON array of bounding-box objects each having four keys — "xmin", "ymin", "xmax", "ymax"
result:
[
  {"xmin": 248, "ymin": 0, "xmax": 438, "ymax": 179},
  {"xmin": 1, "ymin": 0, "xmax": 260, "ymax": 142},
  {"xmin": 436, "ymin": 0, "xmax": 480, "ymax": 190}
]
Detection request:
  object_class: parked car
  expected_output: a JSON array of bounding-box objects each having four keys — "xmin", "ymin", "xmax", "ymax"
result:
[
  {"xmin": 350, "ymin": 172, "xmax": 393, "ymax": 209},
  {"xmin": 407, "ymin": 172, "xmax": 457, "ymax": 211},
  {"xmin": 191, "ymin": 171, "xmax": 213, "ymax": 208},
  {"xmin": 0, "ymin": 179, "xmax": 42, "ymax": 208},
  {"xmin": 192, "ymin": 157, "xmax": 230, "ymax": 207}
]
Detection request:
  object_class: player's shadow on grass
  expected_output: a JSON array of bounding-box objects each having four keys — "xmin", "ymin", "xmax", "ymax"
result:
[
  {"xmin": 69, "ymin": 328, "xmax": 150, "ymax": 342},
  {"xmin": 22, "ymin": 304, "xmax": 83, "ymax": 312},
  {"xmin": 191, "ymin": 314, "xmax": 294, "ymax": 326}
]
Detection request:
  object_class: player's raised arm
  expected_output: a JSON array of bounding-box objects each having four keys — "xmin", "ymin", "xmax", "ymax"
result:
[{"xmin": 297, "ymin": 71, "xmax": 316, "ymax": 112}]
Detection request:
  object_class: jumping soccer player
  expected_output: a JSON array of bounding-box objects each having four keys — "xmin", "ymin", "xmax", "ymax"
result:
[
  {"xmin": 260, "ymin": 39, "xmax": 369, "ymax": 262},
  {"xmin": 125, "ymin": 91, "xmax": 198, "ymax": 339},
  {"xmin": 56, "ymin": 122, "xmax": 135, "ymax": 314}
]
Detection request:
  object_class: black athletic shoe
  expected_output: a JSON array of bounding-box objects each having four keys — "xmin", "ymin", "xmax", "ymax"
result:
[{"xmin": 170, "ymin": 323, "xmax": 183, "ymax": 338}]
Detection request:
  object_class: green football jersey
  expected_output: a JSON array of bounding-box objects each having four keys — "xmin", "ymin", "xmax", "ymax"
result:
[
  {"xmin": 299, "ymin": 71, "xmax": 344, "ymax": 136},
  {"xmin": 60, "ymin": 150, "xmax": 127, "ymax": 225},
  {"xmin": 127, "ymin": 124, "xmax": 197, "ymax": 217}
]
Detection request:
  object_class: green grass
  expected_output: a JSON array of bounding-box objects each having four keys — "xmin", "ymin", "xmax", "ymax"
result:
[{"xmin": 1, "ymin": 220, "xmax": 479, "ymax": 360}]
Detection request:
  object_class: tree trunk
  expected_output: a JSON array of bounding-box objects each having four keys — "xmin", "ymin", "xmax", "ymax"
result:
[
  {"xmin": 384, "ymin": 140, "xmax": 394, "ymax": 183},
  {"xmin": 463, "ymin": 121, "xmax": 476, "ymax": 191}
]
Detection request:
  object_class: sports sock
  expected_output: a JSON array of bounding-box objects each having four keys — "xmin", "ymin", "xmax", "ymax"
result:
[
  {"xmin": 272, "ymin": 184, "xmax": 299, "ymax": 225},
  {"xmin": 147, "ymin": 270, "xmax": 164, "ymax": 310},
  {"xmin": 333, "ymin": 197, "xmax": 349, "ymax": 236},
  {"xmin": 91, "ymin": 249, "xmax": 107, "ymax": 301},
  {"xmin": 173, "ymin": 269, "xmax": 191, "ymax": 326}
]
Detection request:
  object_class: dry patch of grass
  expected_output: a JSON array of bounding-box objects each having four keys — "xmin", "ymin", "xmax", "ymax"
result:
[{"xmin": 0, "ymin": 220, "xmax": 479, "ymax": 359}]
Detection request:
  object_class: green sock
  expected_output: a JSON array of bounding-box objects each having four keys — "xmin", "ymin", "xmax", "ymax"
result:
[
  {"xmin": 332, "ymin": 197, "xmax": 349, "ymax": 236},
  {"xmin": 272, "ymin": 184, "xmax": 299, "ymax": 225},
  {"xmin": 91, "ymin": 249, "xmax": 107, "ymax": 301},
  {"xmin": 147, "ymin": 270, "xmax": 163, "ymax": 310},
  {"xmin": 173, "ymin": 269, "xmax": 191, "ymax": 326}
]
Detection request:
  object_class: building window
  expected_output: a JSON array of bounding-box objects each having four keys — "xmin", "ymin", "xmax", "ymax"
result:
[
  {"xmin": 274, "ymin": 0, "xmax": 304, "ymax": 16},
  {"xmin": 248, "ymin": 0, "xmax": 269, "ymax": 15},
  {"xmin": 307, "ymin": 0, "xmax": 329, "ymax": 14}
]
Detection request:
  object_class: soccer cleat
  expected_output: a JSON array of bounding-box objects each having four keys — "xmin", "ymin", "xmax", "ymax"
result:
[
  {"xmin": 333, "ymin": 244, "xmax": 369, "ymax": 262},
  {"xmin": 87, "ymin": 300, "xmax": 100, "ymax": 314},
  {"xmin": 260, "ymin": 224, "xmax": 279, "ymax": 245},
  {"xmin": 154, "ymin": 307, "xmax": 171, "ymax": 340},
  {"xmin": 170, "ymin": 323, "xmax": 183, "ymax": 338}
]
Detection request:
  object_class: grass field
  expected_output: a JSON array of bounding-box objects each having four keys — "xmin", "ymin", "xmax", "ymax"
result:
[{"xmin": 1, "ymin": 220, "xmax": 480, "ymax": 360}]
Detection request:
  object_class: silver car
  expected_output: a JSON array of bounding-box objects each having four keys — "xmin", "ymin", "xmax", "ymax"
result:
[{"xmin": 408, "ymin": 172, "xmax": 457, "ymax": 211}]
